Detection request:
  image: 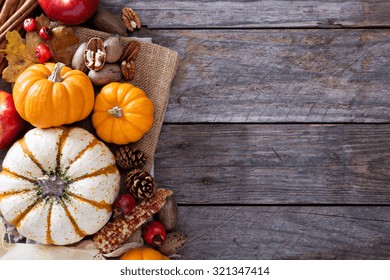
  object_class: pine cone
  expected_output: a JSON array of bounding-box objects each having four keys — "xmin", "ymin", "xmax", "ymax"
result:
[
  {"xmin": 115, "ymin": 146, "xmax": 146, "ymax": 169},
  {"xmin": 125, "ymin": 170, "xmax": 156, "ymax": 200}
]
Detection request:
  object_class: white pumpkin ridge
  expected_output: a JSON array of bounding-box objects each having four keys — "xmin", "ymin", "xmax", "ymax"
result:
[{"xmin": 0, "ymin": 127, "xmax": 120, "ymax": 245}]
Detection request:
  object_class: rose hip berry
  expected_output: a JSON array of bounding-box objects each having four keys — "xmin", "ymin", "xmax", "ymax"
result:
[
  {"xmin": 23, "ymin": 18, "xmax": 37, "ymax": 32},
  {"xmin": 143, "ymin": 221, "xmax": 167, "ymax": 247},
  {"xmin": 35, "ymin": 43, "xmax": 51, "ymax": 63},
  {"xmin": 39, "ymin": 26, "xmax": 53, "ymax": 41},
  {"xmin": 113, "ymin": 193, "xmax": 136, "ymax": 215}
]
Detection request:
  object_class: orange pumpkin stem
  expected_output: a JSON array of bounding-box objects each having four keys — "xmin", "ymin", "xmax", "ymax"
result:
[
  {"xmin": 48, "ymin": 62, "xmax": 65, "ymax": 83},
  {"xmin": 108, "ymin": 106, "xmax": 123, "ymax": 118}
]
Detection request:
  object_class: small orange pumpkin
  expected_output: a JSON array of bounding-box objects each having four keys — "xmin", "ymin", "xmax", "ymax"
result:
[
  {"xmin": 12, "ymin": 62, "xmax": 94, "ymax": 128},
  {"xmin": 120, "ymin": 247, "xmax": 169, "ymax": 260},
  {"xmin": 92, "ymin": 82, "xmax": 154, "ymax": 145}
]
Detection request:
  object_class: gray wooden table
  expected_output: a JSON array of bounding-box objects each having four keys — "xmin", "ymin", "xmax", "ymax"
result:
[
  {"xmin": 2, "ymin": 0, "xmax": 390, "ymax": 259},
  {"xmin": 119, "ymin": 0, "xmax": 390, "ymax": 259}
]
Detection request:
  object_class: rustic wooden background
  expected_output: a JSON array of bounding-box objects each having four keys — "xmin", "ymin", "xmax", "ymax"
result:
[
  {"xmin": 117, "ymin": 0, "xmax": 390, "ymax": 259},
  {"xmin": 1, "ymin": 0, "xmax": 390, "ymax": 259}
]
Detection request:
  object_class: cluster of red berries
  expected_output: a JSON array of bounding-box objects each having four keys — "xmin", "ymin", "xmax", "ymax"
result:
[
  {"xmin": 23, "ymin": 18, "xmax": 53, "ymax": 64},
  {"xmin": 113, "ymin": 193, "xmax": 167, "ymax": 247}
]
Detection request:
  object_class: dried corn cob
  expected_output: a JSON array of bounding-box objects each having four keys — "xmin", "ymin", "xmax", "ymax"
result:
[{"xmin": 93, "ymin": 188, "xmax": 173, "ymax": 254}]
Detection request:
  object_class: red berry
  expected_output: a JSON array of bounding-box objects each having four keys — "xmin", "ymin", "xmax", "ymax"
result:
[
  {"xmin": 143, "ymin": 221, "xmax": 167, "ymax": 247},
  {"xmin": 113, "ymin": 193, "xmax": 136, "ymax": 215},
  {"xmin": 35, "ymin": 43, "xmax": 51, "ymax": 64},
  {"xmin": 39, "ymin": 26, "xmax": 53, "ymax": 41},
  {"xmin": 23, "ymin": 18, "xmax": 37, "ymax": 32}
]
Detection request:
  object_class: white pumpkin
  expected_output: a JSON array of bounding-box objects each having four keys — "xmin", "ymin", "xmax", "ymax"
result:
[{"xmin": 0, "ymin": 127, "xmax": 120, "ymax": 245}]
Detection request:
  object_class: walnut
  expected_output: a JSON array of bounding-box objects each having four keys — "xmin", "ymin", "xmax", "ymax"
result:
[
  {"xmin": 84, "ymin": 38, "xmax": 106, "ymax": 71},
  {"xmin": 119, "ymin": 41, "xmax": 140, "ymax": 81},
  {"xmin": 121, "ymin": 7, "xmax": 142, "ymax": 32},
  {"xmin": 120, "ymin": 41, "xmax": 141, "ymax": 62},
  {"xmin": 120, "ymin": 60, "xmax": 136, "ymax": 81}
]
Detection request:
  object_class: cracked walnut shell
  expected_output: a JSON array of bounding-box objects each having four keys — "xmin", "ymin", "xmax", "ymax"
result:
[{"xmin": 84, "ymin": 38, "xmax": 106, "ymax": 71}]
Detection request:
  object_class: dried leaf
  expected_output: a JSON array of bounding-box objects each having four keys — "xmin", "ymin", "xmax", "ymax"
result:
[
  {"xmin": 48, "ymin": 26, "xmax": 79, "ymax": 65},
  {"xmin": 1, "ymin": 31, "xmax": 38, "ymax": 82},
  {"xmin": 25, "ymin": 32, "xmax": 42, "ymax": 56},
  {"xmin": 0, "ymin": 14, "xmax": 79, "ymax": 82},
  {"xmin": 35, "ymin": 14, "xmax": 51, "ymax": 31}
]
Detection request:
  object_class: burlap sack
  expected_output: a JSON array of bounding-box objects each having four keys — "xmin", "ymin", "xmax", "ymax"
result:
[{"xmin": 72, "ymin": 27, "xmax": 179, "ymax": 173}]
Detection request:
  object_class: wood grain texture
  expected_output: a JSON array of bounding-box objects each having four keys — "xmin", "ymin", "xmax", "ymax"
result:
[
  {"xmin": 137, "ymin": 29, "xmax": 390, "ymax": 123},
  {"xmin": 101, "ymin": 0, "xmax": 390, "ymax": 28},
  {"xmin": 176, "ymin": 206, "xmax": 390, "ymax": 259},
  {"xmin": 154, "ymin": 124, "xmax": 390, "ymax": 204}
]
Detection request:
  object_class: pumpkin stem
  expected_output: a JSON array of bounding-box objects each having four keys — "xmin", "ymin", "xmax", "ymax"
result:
[
  {"xmin": 37, "ymin": 174, "xmax": 67, "ymax": 198},
  {"xmin": 108, "ymin": 106, "xmax": 123, "ymax": 118},
  {"xmin": 48, "ymin": 62, "xmax": 65, "ymax": 83}
]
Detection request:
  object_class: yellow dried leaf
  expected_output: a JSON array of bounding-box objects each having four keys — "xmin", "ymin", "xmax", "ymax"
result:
[{"xmin": 1, "ymin": 31, "xmax": 38, "ymax": 82}]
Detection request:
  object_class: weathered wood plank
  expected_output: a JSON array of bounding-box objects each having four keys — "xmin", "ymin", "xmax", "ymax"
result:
[
  {"xmin": 140, "ymin": 29, "xmax": 390, "ymax": 123},
  {"xmin": 101, "ymin": 0, "xmax": 390, "ymax": 28},
  {"xmin": 176, "ymin": 206, "xmax": 390, "ymax": 259},
  {"xmin": 154, "ymin": 124, "xmax": 390, "ymax": 204}
]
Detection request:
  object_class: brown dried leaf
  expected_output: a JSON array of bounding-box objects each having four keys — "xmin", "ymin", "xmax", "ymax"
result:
[
  {"xmin": 1, "ymin": 31, "xmax": 38, "ymax": 82},
  {"xmin": 48, "ymin": 26, "xmax": 79, "ymax": 65},
  {"xmin": 35, "ymin": 14, "xmax": 51, "ymax": 31},
  {"xmin": 25, "ymin": 32, "xmax": 42, "ymax": 57}
]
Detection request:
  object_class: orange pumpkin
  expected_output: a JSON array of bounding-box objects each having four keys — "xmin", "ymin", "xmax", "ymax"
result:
[
  {"xmin": 92, "ymin": 82, "xmax": 154, "ymax": 145},
  {"xmin": 12, "ymin": 62, "xmax": 95, "ymax": 128},
  {"xmin": 120, "ymin": 247, "xmax": 169, "ymax": 260}
]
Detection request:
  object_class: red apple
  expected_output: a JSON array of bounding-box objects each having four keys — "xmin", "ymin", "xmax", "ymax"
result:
[
  {"xmin": 113, "ymin": 193, "xmax": 137, "ymax": 215},
  {"xmin": 0, "ymin": 90, "xmax": 25, "ymax": 150},
  {"xmin": 37, "ymin": 0, "xmax": 100, "ymax": 25},
  {"xmin": 143, "ymin": 221, "xmax": 167, "ymax": 247}
]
